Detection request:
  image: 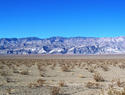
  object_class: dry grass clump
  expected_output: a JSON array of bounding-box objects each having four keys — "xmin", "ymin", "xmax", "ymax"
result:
[
  {"xmin": 0, "ymin": 82, "xmax": 4, "ymax": 86},
  {"xmin": 119, "ymin": 64, "xmax": 125, "ymax": 69},
  {"xmin": 104, "ymin": 87, "xmax": 125, "ymax": 95},
  {"xmin": 93, "ymin": 72, "xmax": 105, "ymax": 82},
  {"xmin": 21, "ymin": 60, "xmax": 35, "ymax": 67},
  {"xmin": 86, "ymin": 66, "xmax": 95, "ymax": 73},
  {"xmin": 0, "ymin": 64, "xmax": 12, "ymax": 76},
  {"xmin": 28, "ymin": 79, "xmax": 46, "ymax": 88},
  {"xmin": 20, "ymin": 70, "xmax": 29, "ymax": 75},
  {"xmin": 0, "ymin": 65, "xmax": 4, "ymax": 69},
  {"xmin": 37, "ymin": 64, "xmax": 46, "ymax": 71},
  {"xmin": 6, "ymin": 88, "xmax": 16, "ymax": 94},
  {"xmin": 6, "ymin": 77, "xmax": 18, "ymax": 83},
  {"xmin": 100, "ymin": 80, "xmax": 125, "ymax": 95},
  {"xmin": 37, "ymin": 79, "xmax": 46, "ymax": 86},
  {"xmin": 101, "ymin": 64, "xmax": 109, "ymax": 71},
  {"xmin": 0, "ymin": 71, "xmax": 10, "ymax": 76},
  {"xmin": 28, "ymin": 82, "xmax": 39, "ymax": 88},
  {"xmin": 61, "ymin": 65, "xmax": 71, "ymax": 72},
  {"xmin": 58, "ymin": 80, "xmax": 66, "ymax": 87},
  {"xmin": 50, "ymin": 63, "xmax": 56, "ymax": 70},
  {"xmin": 117, "ymin": 79, "xmax": 125, "ymax": 87},
  {"xmin": 13, "ymin": 68, "xmax": 20, "ymax": 73},
  {"xmin": 86, "ymin": 81, "xmax": 102, "ymax": 89},
  {"xmin": 51, "ymin": 86, "xmax": 60, "ymax": 95},
  {"xmin": 40, "ymin": 72, "xmax": 46, "ymax": 77},
  {"xmin": 117, "ymin": 79, "xmax": 122, "ymax": 87}
]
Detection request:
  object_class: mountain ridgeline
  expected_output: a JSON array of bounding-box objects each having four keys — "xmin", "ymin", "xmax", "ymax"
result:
[{"xmin": 0, "ymin": 37, "xmax": 125, "ymax": 55}]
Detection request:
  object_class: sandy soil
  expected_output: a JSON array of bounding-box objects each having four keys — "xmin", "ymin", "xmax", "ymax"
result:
[{"xmin": 0, "ymin": 55, "xmax": 125, "ymax": 95}]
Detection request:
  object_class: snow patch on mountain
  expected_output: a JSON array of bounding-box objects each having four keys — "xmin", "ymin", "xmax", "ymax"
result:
[{"xmin": 0, "ymin": 36, "xmax": 125, "ymax": 55}]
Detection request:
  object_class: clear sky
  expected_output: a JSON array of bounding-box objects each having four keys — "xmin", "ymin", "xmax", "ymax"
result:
[{"xmin": 0, "ymin": 0, "xmax": 125, "ymax": 38}]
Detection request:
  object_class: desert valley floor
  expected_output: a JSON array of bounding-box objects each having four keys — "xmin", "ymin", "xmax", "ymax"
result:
[{"xmin": 1, "ymin": 55, "xmax": 125, "ymax": 95}]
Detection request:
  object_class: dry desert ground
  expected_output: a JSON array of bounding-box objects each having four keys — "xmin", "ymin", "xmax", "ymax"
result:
[{"xmin": 0, "ymin": 55, "xmax": 125, "ymax": 95}]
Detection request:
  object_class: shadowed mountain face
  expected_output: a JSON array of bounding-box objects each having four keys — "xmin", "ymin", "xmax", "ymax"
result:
[{"xmin": 0, "ymin": 37, "xmax": 125, "ymax": 54}]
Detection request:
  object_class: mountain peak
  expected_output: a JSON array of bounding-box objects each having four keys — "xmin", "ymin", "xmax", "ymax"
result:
[{"xmin": 0, "ymin": 36, "xmax": 125, "ymax": 55}]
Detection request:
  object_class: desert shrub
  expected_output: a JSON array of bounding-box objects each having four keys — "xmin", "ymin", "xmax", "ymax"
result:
[
  {"xmin": 58, "ymin": 80, "xmax": 66, "ymax": 87},
  {"xmin": 117, "ymin": 79, "xmax": 125, "ymax": 87},
  {"xmin": 37, "ymin": 64, "xmax": 46, "ymax": 71},
  {"xmin": 6, "ymin": 88, "xmax": 15, "ymax": 94},
  {"xmin": 28, "ymin": 82, "xmax": 38, "ymax": 88},
  {"xmin": 13, "ymin": 68, "xmax": 20, "ymax": 73},
  {"xmin": 25, "ymin": 62, "xmax": 34, "ymax": 68},
  {"xmin": 87, "ymin": 66, "xmax": 95, "ymax": 73},
  {"xmin": 119, "ymin": 64, "xmax": 125, "ymax": 69},
  {"xmin": 61, "ymin": 65, "xmax": 71, "ymax": 72},
  {"xmin": 20, "ymin": 70, "xmax": 29, "ymax": 75},
  {"xmin": 37, "ymin": 79, "xmax": 46, "ymax": 86},
  {"xmin": 117, "ymin": 79, "xmax": 121, "ymax": 87},
  {"xmin": 0, "ymin": 65, "xmax": 4, "ymax": 69},
  {"xmin": 50, "ymin": 63, "xmax": 56, "ymax": 70},
  {"xmin": 51, "ymin": 86, "xmax": 60, "ymax": 95},
  {"xmin": 86, "ymin": 81, "xmax": 102, "ymax": 89},
  {"xmin": 28, "ymin": 79, "xmax": 46, "ymax": 88},
  {"xmin": 0, "ymin": 70, "xmax": 11, "ymax": 76},
  {"xmin": 107, "ymin": 88, "xmax": 125, "ymax": 95},
  {"xmin": 93, "ymin": 72, "xmax": 105, "ymax": 82},
  {"xmin": 101, "ymin": 65, "xmax": 109, "ymax": 71},
  {"xmin": 6, "ymin": 77, "xmax": 18, "ymax": 83}
]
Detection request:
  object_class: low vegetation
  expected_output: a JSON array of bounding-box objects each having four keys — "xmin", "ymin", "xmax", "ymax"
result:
[
  {"xmin": 0, "ymin": 58, "xmax": 125, "ymax": 95},
  {"xmin": 86, "ymin": 81, "xmax": 102, "ymax": 89},
  {"xmin": 93, "ymin": 72, "xmax": 105, "ymax": 82},
  {"xmin": 51, "ymin": 86, "xmax": 60, "ymax": 95}
]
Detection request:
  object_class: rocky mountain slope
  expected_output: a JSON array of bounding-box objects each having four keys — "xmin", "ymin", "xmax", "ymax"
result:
[{"xmin": 0, "ymin": 36, "xmax": 125, "ymax": 54}]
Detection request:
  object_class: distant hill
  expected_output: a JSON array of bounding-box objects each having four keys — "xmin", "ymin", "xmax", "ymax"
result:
[{"xmin": 1, "ymin": 36, "xmax": 125, "ymax": 54}]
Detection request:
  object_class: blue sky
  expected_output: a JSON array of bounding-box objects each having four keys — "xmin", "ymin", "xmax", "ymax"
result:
[{"xmin": 0, "ymin": 0, "xmax": 125, "ymax": 38}]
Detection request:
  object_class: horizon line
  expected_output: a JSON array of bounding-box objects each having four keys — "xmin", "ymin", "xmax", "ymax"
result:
[{"xmin": 0, "ymin": 36, "xmax": 125, "ymax": 39}]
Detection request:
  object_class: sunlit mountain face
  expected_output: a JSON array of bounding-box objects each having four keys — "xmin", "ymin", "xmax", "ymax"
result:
[{"xmin": 0, "ymin": 36, "xmax": 125, "ymax": 55}]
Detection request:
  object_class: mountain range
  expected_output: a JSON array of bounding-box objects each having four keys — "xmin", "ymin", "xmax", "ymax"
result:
[{"xmin": 0, "ymin": 36, "xmax": 125, "ymax": 55}]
